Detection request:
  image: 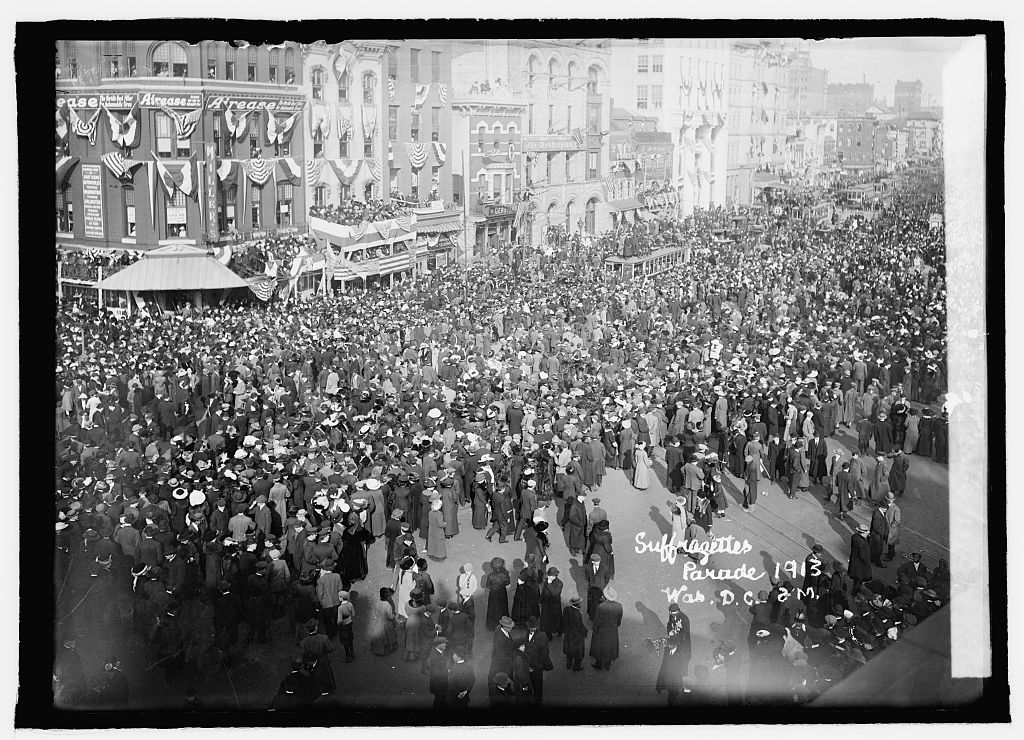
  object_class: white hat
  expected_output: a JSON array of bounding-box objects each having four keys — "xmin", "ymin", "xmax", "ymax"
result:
[
  {"xmin": 243, "ymin": 435, "xmax": 258, "ymax": 447},
  {"xmin": 364, "ymin": 478, "xmax": 382, "ymax": 490},
  {"xmin": 188, "ymin": 490, "xmax": 207, "ymax": 507},
  {"xmin": 427, "ymin": 408, "xmax": 442, "ymax": 419}
]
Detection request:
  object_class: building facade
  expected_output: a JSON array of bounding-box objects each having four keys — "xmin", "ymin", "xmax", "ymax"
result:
[
  {"xmin": 609, "ymin": 37, "xmax": 728, "ymax": 216},
  {"xmin": 826, "ymin": 82, "xmax": 874, "ymax": 117},
  {"xmin": 785, "ymin": 50, "xmax": 828, "ymax": 117},
  {"xmin": 905, "ymin": 111, "xmax": 943, "ymax": 159},
  {"xmin": 298, "ymin": 41, "xmax": 388, "ymax": 213},
  {"xmin": 894, "ymin": 79, "xmax": 923, "ymax": 118},
  {"xmin": 56, "ymin": 40, "xmax": 307, "ymax": 254},
  {"xmin": 725, "ymin": 39, "xmax": 791, "ymax": 206},
  {"xmin": 835, "ymin": 116, "xmax": 881, "ymax": 172}
]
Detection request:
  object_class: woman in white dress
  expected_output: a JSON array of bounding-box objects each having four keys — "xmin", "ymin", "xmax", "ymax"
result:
[{"xmin": 633, "ymin": 441, "xmax": 652, "ymax": 490}]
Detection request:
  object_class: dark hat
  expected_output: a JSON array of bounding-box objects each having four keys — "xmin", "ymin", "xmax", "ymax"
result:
[{"xmin": 526, "ymin": 616, "xmax": 540, "ymax": 630}]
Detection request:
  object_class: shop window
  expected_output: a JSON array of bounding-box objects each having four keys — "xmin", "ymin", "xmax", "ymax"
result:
[
  {"xmin": 56, "ymin": 184, "xmax": 73, "ymax": 233},
  {"xmin": 123, "ymin": 186, "xmax": 136, "ymax": 237},
  {"xmin": 276, "ymin": 183, "xmax": 293, "ymax": 227},
  {"xmin": 165, "ymin": 189, "xmax": 188, "ymax": 238}
]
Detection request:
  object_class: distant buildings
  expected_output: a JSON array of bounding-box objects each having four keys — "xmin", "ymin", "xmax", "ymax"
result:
[
  {"xmin": 894, "ymin": 79, "xmax": 923, "ymax": 118},
  {"xmin": 785, "ymin": 50, "xmax": 828, "ymax": 117},
  {"xmin": 826, "ymin": 82, "xmax": 874, "ymax": 116}
]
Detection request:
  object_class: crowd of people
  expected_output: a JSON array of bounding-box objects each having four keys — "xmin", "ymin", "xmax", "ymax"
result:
[
  {"xmin": 58, "ymin": 249, "xmax": 142, "ymax": 282},
  {"xmin": 308, "ymin": 198, "xmax": 411, "ymax": 227},
  {"xmin": 225, "ymin": 234, "xmax": 315, "ymax": 278},
  {"xmin": 53, "ymin": 170, "xmax": 948, "ymax": 710}
]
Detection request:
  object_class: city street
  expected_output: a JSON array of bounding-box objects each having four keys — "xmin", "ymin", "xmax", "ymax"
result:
[{"xmin": 58, "ymin": 418, "xmax": 947, "ymax": 711}]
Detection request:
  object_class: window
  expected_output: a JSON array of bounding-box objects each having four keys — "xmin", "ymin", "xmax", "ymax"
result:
[
  {"xmin": 528, "ymin": 104, "xmax": 534, "ymax": 134},
  {"xmin": 431, "ymin": 51, "xmax": 441, "ymax": 83},
  {"xmin": 338, "ymin": 70, "xmax": 349, "ymax": 101},
  {"xmin": 391, "ymin": 168, "xmax": 401, "ymax": 193},
  {"xmin": 313, "ymin": 184, "xmax": 327, "ymax": 208},
  {"xmin": 153, "ymin": 42, "xmax": 187, "ymax": 78},
  {"xmin": 389, "ymin": 106, "xmax": 399, "ymax": 141},
  {"xmin": 476, "ymin": 123, "xmax": 485, "ymax": 151},
  {"xmin": 56, "ymin": 184, "xmax": 73, "ymax": 233},
  {"xmin": 587, "ymin": 65, "xmax": 599, "ymax": 94},
  {"xmin": 213, "ymin": 116, "xmax": 232, "ymax": 158},
  {"xmin": 388, "ymin": 52, "xmax": 398, "ymax": 82},
  {"xmin": 652, "ymin": 85, "xmax": 662, "ymax": 109},
  {"xmin": 311, "ymin": 67, "xmax": 325, "ymax": 100},
  {"xmin": 276, "ymin": 183, "xmax": 293, "ymax": 227},
  {"xmin": 155, "ymin": 112, "xmax": 174, "ymax": 158},
  {"xmin": 219, "ymin": 184, "xmax": 237, "ymax": 231},
  {"xmin": 546, "ymin": 153, "xmax": 553, "ymax": 182},
  {"xmin": 636, "ymin": 85, "xmax": 648, "ymax": 109},
  {"xmin": 127, "ymin": 43, "xmax": 137, "ymax": 77},
  {"xmin": 430, "ymin": 166, "xmax": 440, "ymax": 196},
  {"xmin": 312, "ymin": 129, "xmax": 324, "ymax": 158},
  {"xmin": 275, "ymin": 135, "xmax": 290, "ymax": 158},
  {"xmin": 269, "ymin": 49, "xmax": 279, "ymax": 83},
  {"xmin": 117, "ymin": 185, "xmax": 137, "ymax": 238},
  {"xmin": 362, "ymin": 72, "xmax": 376, "ymax": 104},
  {"xmin": 250, "ymin": 185, "xmax": 262, "ymax": 230},
  {"xmin": 653, "ymin": 54, "xmax": 663, "ymax": 73},
  {"xmin": 339, "ymin": 183, "xmax": 351, "ymax": 202},
  {"xmin": 249, "ymin": 134, "xmax": 258, "ymax": 158},
  {"xmin": 548, "ymin": 104, "xmax": 554, "ymax": 133},
  {"xmin": 284, "ymin": 48, "xmax": 295, "ymax": 84},
  {"xmin": 527, "ymin": 55, "xmax": 540, "ymax": 88},
  {"xmin": 207, "ymin": 53, "xmax": 217, "ymax": 79},
  {"xmin": 225, "ymin": 60, "xmax": 235, "ymax": 80},
  {"xmin": 565, "ymin": 152, "xmax": 572, "ymax": 181},
  {"xmin": 411, "ymin": 169, "xmax": 420, "ymax": 201},
  {"xmin": 490, "ymin": 172, "xmax": 500, "ymax": 201},
  {"xmin": 587, "ymin": 105, "xmax": 600, "ymax": 133},
  {"xmin": 431, "ymin": 107, "xmax": 440, "ymax": 142},
  {"xmin": 364, "ymin": 182, "xmax": 374, "ymax": 201},
  {"xmin": 363, "ymin": 138, "xmax": 373, "ymax": 158},
  {"xmin": 410, "ymin": 110, "xmax": 420, "ymax": 141},
  {"xmin": 410, "ymin": 49, "xmax": 420, "ymax": 84},
  {"xmin": 637, "ymin": 55, "xmax": 648, "ymax": 73},
  {"xmin": 339, "ymin": 130, "xmax": 349, "ymax": 157},
  {"xmin": 587, "ymin": 151, "xmax": 598, "ymax": 180},
  {"xmin": 248, "ymin": 47, "xmax": 257, "ymax": 81},
  {"xmin": 567, "ymin": 105, "xmax": 572, "ymax": 130},
  {"xmin": 165, "ymin": 189, "xmax": 188, "ymax": 238}
]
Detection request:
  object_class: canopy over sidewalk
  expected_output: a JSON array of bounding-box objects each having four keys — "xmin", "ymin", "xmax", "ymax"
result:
[{"xmin": 93, "ymin": 244, "xmax": 249, "ymax": 292}]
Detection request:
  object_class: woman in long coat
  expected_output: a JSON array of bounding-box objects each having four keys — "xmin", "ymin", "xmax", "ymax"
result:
[
  {"xmin": 426, "ymin": 499, "xmax": 447, "ymax": 561},
  {"xmin": 341, "ymin": 516, "xmax": 373, "ymax": 583},
  {"xmin": 539, "ymin": 568, "xmax": 564, "ymax": 639},
  {"xmin": 933, "ymin": 414, "xmax": 948, "ymax": 463},
  {"xmin": 589, "ymin": 591, "xmax": 623, "ymax": 667},
  {"xmin": 471, "ymin": 477, "xmax": 491, "ymax": 529},
  {"xmin": 369, "ymin": 587, "xmax": 399, "ymax": 656},
  {"xmin": 632, "ymin": 441, "xmax": 652, "ymax": 490},
  {"xmin": 510, "ymin": 567, "xmax": 541, "ymax": 623},
  {"xmin": 440, "ymin": 482, "xmax": 460, "ymax": 538},
  {"xmin": 903, "ymin": 409, "xmax": 921, "ymax": 454},
  {"xmin": 655, "ymin": 604, "xmax": 692, "ymax": 702},
  {"xmin": 403, "ymin": 596, "xmax": 428, "ymax": 662},
  {"xmin": 561, "ymin": 597, "xmax": 588, "ymax": 669},
  {"xmin": 868, "ymin": 456, "xmax": 890, "ymax": 502},
  {"xmin": 916, "ymin": 410, "xmax": 935, "ymax": 456},
  {"xmin": 483, "ymin": 557, "xmax": 511, "ymax": 631},
  {"xmin": 589, "ymin": 435, "xmax": 607, "ymax": 486},
  {"xmin": 585, "ymin": 520, "xmax": 615, "ymax": 580},
  {"xmin": 728, "ymin": 428, "xmax": 747, "ymax": 478},
  {"xmin": 578, "ymin": 436, "xmax": 597, "ymax": 488}
]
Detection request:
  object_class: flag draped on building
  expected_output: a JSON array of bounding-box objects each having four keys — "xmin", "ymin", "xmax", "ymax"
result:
[
  {"xmin": 361, "ymin": 106, "xmax": 377, "ymax": 140},
  {"xmin": 405, "ymin": 143, "xmax": 427, "ymax": 170},
  {"xmin": 437, "ymin": 83, "xmax": 448, "ymax": 107},
  {"xmin": 277, "ymin": 157, "xmax": 302, "ymax": 185},
  {"xmin": 387, "ymin": 141, "xmax": 394, "ymax": 165},
  {"xmin": 104, "ymin": 102, "xmax": 142, "ymax": 151},
  {"xmin": 432, "ymin": 142, "xmax": 447, "ymax": 167},
  {"xmin": 306, "ymin": 158, "xmax": 326, "ymax": 187},
  {"xmin": 224, "ymin": 109, "xmax": 251, "ymax": 142},
  {"xmin": 265, "ymin": 109, "xmax": 301, "ymax": 147},
  {"xmin": 249, "ymin": 278, "xmax": 276, "ymax": 301},
  {"xmin": 395, "ymin": 213, "xmax": 412, "ymax": 232},
  {"xmin": 374, "ymin": 220, "xmax": 396, "ymax": 241},
  {"xmin": 366, "ymin": 158, "xmax": 382, "ymax": 182},
  {"xmin": 161, "ymin": 105, "xmax": 203, "ymax": 139},
  {"xmin": 570, "ymin": 128, "xmax": 586, "ymax": 149},
  {"xmin": 55, "ymin": 104, "xmax": 70, "ymax": 145},
  {"xmin": 243, "ymin": 155, "xmax": 275, "ymax": 186},
  {"xmin": 328, "ymin": 158, "xmax": 362, "ymax": 185},
  {"xmin": 337, "ymin": 111, "xmax": 353, "ymax": 138},
  {"xmin": 68, "ymin": 107, "xmax": 103, "ymax": 145},
  {"xmin": 100, "ymin": 151, "xmax": 144, "ymax": 181},
  {"xmin": 310, "ymin": 104, "xmax": 331, "ymax": 138},
  {"xmin": 387, "ymin": 76, "xmax": 396, "ymax": 102},
  {"xmin": 333, "ymin": 47, "xmax": 351, "ymax": 81},
  {"xmin": 147, "ymin": 160, "xmax": 158, "ymax": 231},
  {"xmin": 179, "ymin": 153, "xmax": 199, "ymax": 198},
  {"xmin": 413, "ymin": 84, "xmax": 431, "ymax": 111}
]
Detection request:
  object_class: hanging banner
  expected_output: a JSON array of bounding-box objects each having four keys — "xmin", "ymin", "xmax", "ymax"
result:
[
  {"xmin": 81, "ymin": 164, "xmax": 104, "ymax": 239},
  {"xmin": 204, "ymin": 143, "xmax": 220, "ymax": 243},
  {"xmin": 205, "ymin": 93, "xmax": 305, "ymax": 113},
  {"xmin": 58, "ymin": 90, "xmax": 204, "ymax": 110}
]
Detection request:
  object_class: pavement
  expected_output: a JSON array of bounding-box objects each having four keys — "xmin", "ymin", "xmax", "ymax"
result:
[{"xmin": 56, "ymin": 421, "xmax": 948, "ymax": 712}]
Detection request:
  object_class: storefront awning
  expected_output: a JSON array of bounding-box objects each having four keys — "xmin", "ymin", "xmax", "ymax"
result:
[
  {"xmin": 416, "ymin": 217, "xmax": 463, "ymax": 234},
  {"xmin": 608, "ymin": 198, "xmax": 645, "ymax": 212},
  {"xmin": 94, "ymin": 244, "xmax": 249, "ymax": 291}
]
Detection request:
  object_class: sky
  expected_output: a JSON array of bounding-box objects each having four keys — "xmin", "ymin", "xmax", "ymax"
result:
[{"xmin": 804, "ymin": 37, "xmax": 975, "ymax": 107}]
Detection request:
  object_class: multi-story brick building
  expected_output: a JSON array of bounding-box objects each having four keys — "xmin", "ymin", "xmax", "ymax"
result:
[
  {"xmin": 56, "ymin": 40, "xmax": 307, "ymax": 259},
  {"xmin": 826, "ymin": 82, "xmax": 874, "ymax": 117},
  {"xmin": 785, "ymin": 49, "xmax": 828, "ymax": 117},
  {"xmin": 894, "ymin": 79, "xmax": 923, "ymax": 119},
  {"xmin": 835, "ymin": 116, "xmax": 881, "ymax": 173}
]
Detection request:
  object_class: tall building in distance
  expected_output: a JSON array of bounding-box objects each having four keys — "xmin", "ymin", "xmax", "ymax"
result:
[
  {"xmin": 785, "ymin": 49, "xmax": 828, "ymax": 118},
  {"xmin": 725, "ymin": 38, "xmax": 791, "ymax": 206},
  {"xmin": 608, "ymin": 37, "xmax": 728, "ymax": 217},
  {"xmin": 826, "ymin": 81, "xmax": 874, "ymax": 116},
  {"xmin": 894, "ymin": 79, "xmax": 923, "ymax": 118},
  {"xmin": 56, "ymin": 40, "xmax": 307, "ymax": 256}
]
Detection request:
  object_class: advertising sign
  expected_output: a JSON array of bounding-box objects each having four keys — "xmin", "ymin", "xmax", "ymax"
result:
[
  {"xmin": 57, "ymin": 89, "xmax": 205, "ymax": 109},
  {"xmin": 81, "ymin": 164, "xmax": 104, "ymax": 239},
  {"xmin": 205, "ymin": 93, "xmax": 305, "ymax": 113},
  {"xmin": 204, "ymin": 144, "xmax": 220, "ymax": 242}
]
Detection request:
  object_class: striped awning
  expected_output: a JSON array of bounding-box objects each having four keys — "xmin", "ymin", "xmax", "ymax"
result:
[{"xmin": 416, "ymin": 218, "xmax": 463, "ymax": 234}]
